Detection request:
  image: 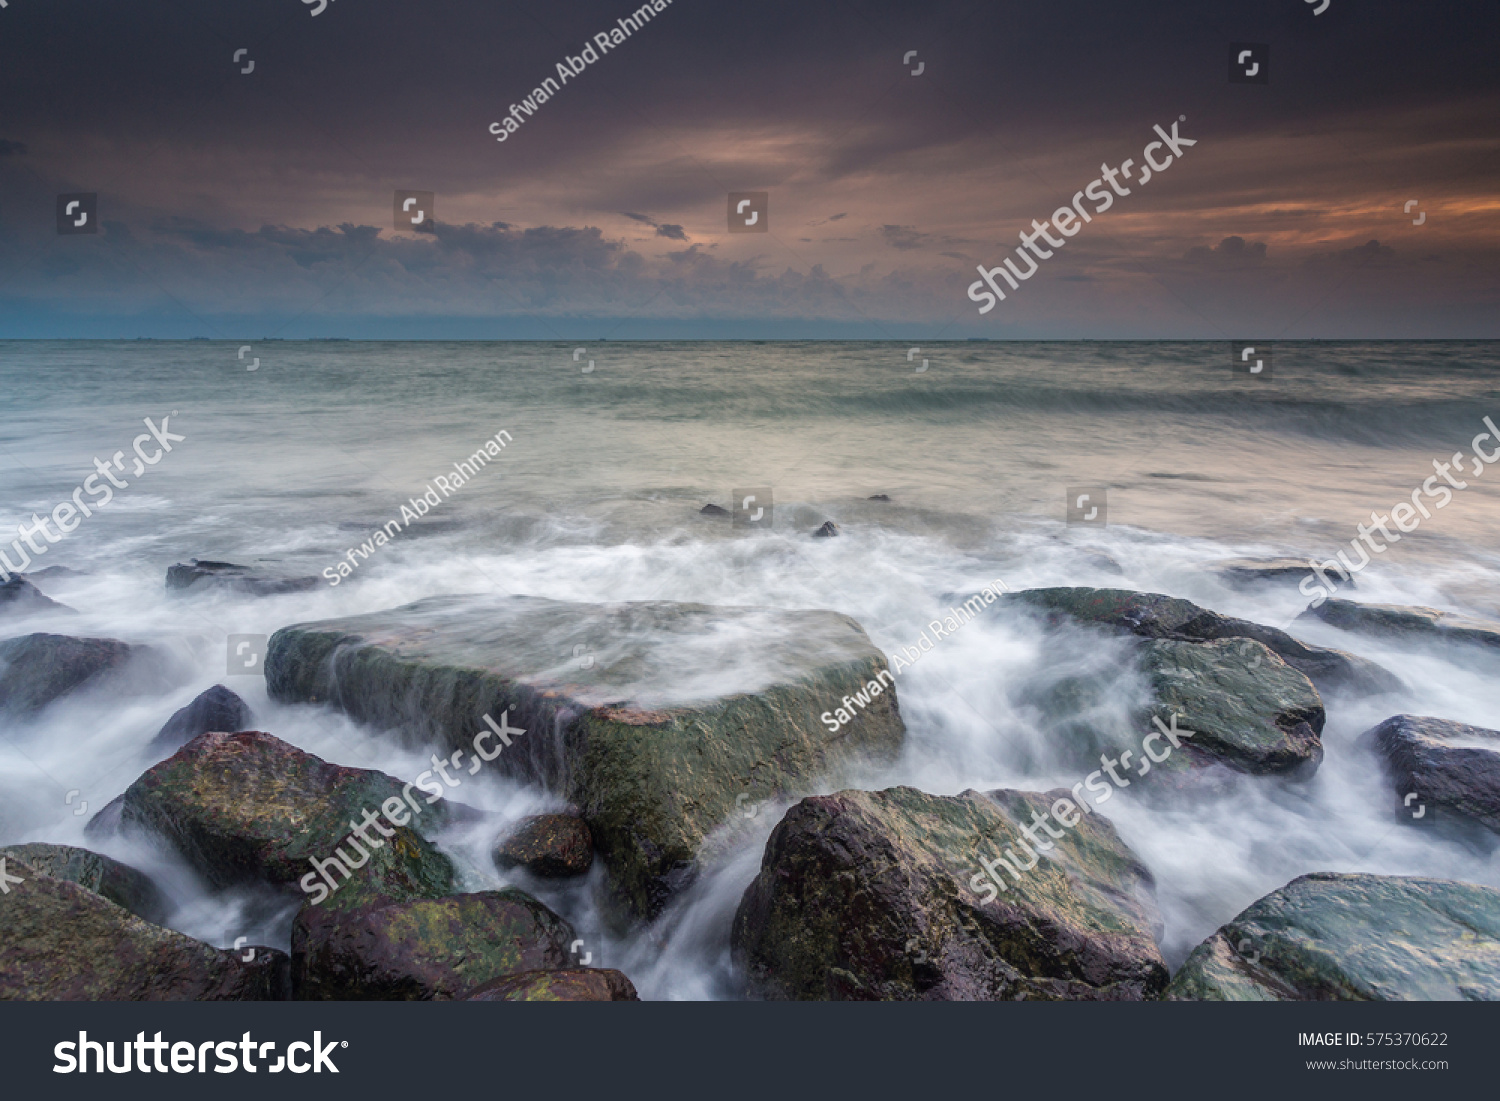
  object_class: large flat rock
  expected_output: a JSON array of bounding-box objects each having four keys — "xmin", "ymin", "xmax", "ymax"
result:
[
  {"xmin": 1168, "ymin": 873, "xmax": 1500, "ymax": 1000},
  {"xmin": 1007, "ymin": 587, "xmax": 1397, "ymax": 696},
  {"xmin": 1301, "ymin": 598, "xmax": 1500, "ymax": 652},
  {"xmin": 732, "ymin": 786, "xmax": 1168, "ymax": 1001},
  {"xmin": 267, "ymin": 595, "xmax": 906, "ymax": 923}
]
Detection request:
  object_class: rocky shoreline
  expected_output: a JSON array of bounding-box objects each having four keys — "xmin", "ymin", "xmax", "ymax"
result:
[{"xmin": 3, "ymin": 565, "xmax": 1499, "ymax": 1001}]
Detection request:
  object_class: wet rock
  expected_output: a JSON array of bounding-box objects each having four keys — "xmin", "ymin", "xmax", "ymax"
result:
[
  {"xmin": 1360, "ymin": 714, "xmax": 1500, "ymax": 835},
  {"xmin": 1301, "ymin": 598, "xmax": 1500, "ymax": 653},
  {"xmin": 732, "ymin": 786, "xmax": 1168, "ymax": 1001},
  {"xmin": 0, "ymin": 633, "xmax": 147, "ymax": 715},
  {"xmin": 867, "ymin": 494, "xmax": 891, "ymax": 502},
  {"xmin": 83, "ymin": 795, "xmax": 125, "ymax": 840},
  {"xmin": 465, "ymin": 968, "xmax": 640, "ymax": 1001},
  {"xmin": 1168, "ymin": 873, "xmax": 1500, "ymax": 1000},
  {"xmin": 699, "ymin": 504, "xmax": 730, "ymax": 517},
  {"xmin": 1141, "ymin": 637, "xmax": 1324, "ymax": 777},
  {"xmin": 149, "ymin": 684, "xmax": 252, "ymax": 753},
  {"xmin": 0, "ymin": 576, "xmax": 69, "ymax": 616},
  {"xmin": 1215, "ymin": 557, "xmax": 1337, "ymax": 590},
  {"xmin": 1007, "ymin": 587, "xmax": 1398, "ymax": 696},
  {"xmin": 0, "ymin": 842, "xmax": 168, "ymax": 924},
  {"xmin": 166, "ymin": 558, "xmax": 319, "ymax": 596},
  {"xmin": 292, "ymin": 887, "xmax": 575, "ymax": 1000},
  {"xmin": 494, "ymin": 814, "xmax": 593, "ymax": 878},
  {"xmin": 1081, "ymin": 551, "xmax": 1124, "ymax": 575},
  {"xmin": 119, "ymin": 731, "xmax": 457, "ymax": 900},
  {"xmin": 812, "ymin": 521, "xmax": 839, "ymax": 538},
  {"xmin": 23, "ymin": 566, "xmax": 86, "ymax": 583},
  {"xmin": 267, "ymin": 594, "xmax": 905, "ymax": 923},
  {"xmin": 0, "ymin": 856, "xmax": 288, "ymax": 1000}
]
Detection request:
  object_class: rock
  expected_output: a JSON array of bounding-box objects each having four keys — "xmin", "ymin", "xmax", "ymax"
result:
[
  {"xmin": 292, "ymin": 887, "xmax": 575, "ymax": 1000},
  {"xmin": 0, "ymin": 576, "xmax": 69, "ymax": 615},
  {"xmin": 867, "ymin": 494, "xmax": 891, "ymax": 502},
  {"xmin": 1301, "ymin": 598, "xmax": 1500, "ymax": 652},
  {"xmin": 1007, "ymin": 587, "xmax": 1398, "ymax": 696},
  {"xmin": 1360, "ymin": 715, "xmax": 1500, "ymax": 835},
  {"xmin": 494, "ymin": 814, "xmax": 593, "ymax": 878},
  {"xmin": 1081, "ymin": 551, "xmax": 1124, "ymax": 575},
  {"xmin": 699, "ymin": 504, "xmax": 730, "ymax": 517},
  {"xmin": 23, "ymin": 566, "xmax": 86, "ymax": 582},
  {"xmin": 464, "ymin": 968, "xmax": 640, "ymax": 1001},
  {"xmin": 0, "ymin": 856, "xmax": 288, "ymax": 1000},
  {"xmin": 812, "ymin": 521, "xmax": 839, "ymax": 538},
  {"xmin": 149, "ymin": 684, "xmax": 252, "ymax": 753},
  {"xmin": 1167, "ymin": 873, "xmax": 1500, "ymax": 1000},
  {"xmin": 83, "ymin": 795, "xmax": 125, "ymax": 840},
  {"xmin": 0, "ymin": 633, "xmax": 146, "ymax": 715},
  {"xmin": 0, "ymin": 842, "xmax": 168, "ymax": 924},
  {"xmin": 731, "ymin": 786, "xmax": 1168, "ymax": 1001},
  {"xmin": 267, "ymin": 594, "xmax": 905, "ymax": 923},
  {"xmin": 1141, "ymin": 637, "xmax": 1325, "ymax": 777},
  {"xmin": 1215, "ymin": 557, "xmax": 1338, "ymax": 590},
  {"xmin": 119, "ymin": 731, "xmax": 457, "ymax": 900},
  {"xmin": 166, "ymin": 558, "xmax": 319, "ymax": 596}
]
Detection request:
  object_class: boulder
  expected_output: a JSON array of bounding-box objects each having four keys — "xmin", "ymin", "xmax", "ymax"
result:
[
  {"xmin": 812, "ymin": 521, "xmax": 839, "ymax": 538},
  {"xmin": 867, "ymin": 494, "xmax": 891, "ymax": 502},
  {"xmin": 1215, "ymin": 557, "xmax": 1337, "ymax": 590},
  {"xmin": 1007, "ymin": 587, "xmax": 1398, "ymax": 696},
  {"xmin": 465, "ymin": 968, "xmax": 639, "ymax": 1001},
  {"xmin": 0, "ymin": 842, "xmax": 168, "ymax": 924},
  {"xmin": 699, "ymin": 504, "xmax": 730, "ymax": 517},
  {"xmin": 118, "ymin": 731, "xmax": 457, "ymax": 901},
  {"xmin": 731, "ymin": 786, "xmax": 1168, "ymax": 1001},
  {"xmin": 1168, "ymin": 873, "xmax": 1500, "ymax": 1000},
  {"xmin": 1140, "ymin": 637, "xmax": 1324, "ymax": 777},
  {"xmin": 149, "ymin": 684, "xmax": 252, "ymax": 753},
  {"xmin": 0, "ymin": 633, "xmax": 146, "ymax": 715},
  {"xmin": 1301, "ymin": 598, "xmax": 1500, "ymax": 653},
  {"xmin": 1360, "ymin": 714, "xmax": 1500, "ymax": 835},
  {"xmin": 0, "ymin": 576, "xmax": 69, "ymax": 616},
  {"xmin": 267, "ymin": 594, "xmax": 905, "ymax": 923},
  {"xmin": 0, "ymin": 856, "xmax": 288, "ymax": 1000},
  {"xmin": 292, "ymin": 887, "xmax": 575, "ymax": 1000},
  {"xmin": 494, "ymin": 814, "xmax": 593, "ymax": 878},
  {"xmin": 166, "ymin": 558, "xmax": 319, "ymax": 596}
]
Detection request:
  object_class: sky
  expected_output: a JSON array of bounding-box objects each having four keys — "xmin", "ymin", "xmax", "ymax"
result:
[{"xmin": 0, "ymin": 0, "xmax": 1496, "ymax": 339}]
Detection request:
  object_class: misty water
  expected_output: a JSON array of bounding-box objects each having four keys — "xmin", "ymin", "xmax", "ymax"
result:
[{"xmin": 2, "ymin": 339, "xmax": 1498, "ymax": 999}]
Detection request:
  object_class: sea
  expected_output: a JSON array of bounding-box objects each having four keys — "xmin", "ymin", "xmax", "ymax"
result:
[{"xmin": 2, "ymin": 338, "xmax": 1498, "ymax": 999}]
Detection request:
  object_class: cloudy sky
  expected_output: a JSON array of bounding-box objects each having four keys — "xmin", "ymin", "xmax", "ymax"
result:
[{"xmin": 0, "ymin": 0, "xmax": 1495, "ymax": 338}]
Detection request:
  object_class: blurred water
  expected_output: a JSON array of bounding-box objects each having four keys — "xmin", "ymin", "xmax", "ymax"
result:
[{"xmin": 1, "ymin": 339, "xmax": 1498, "ymax": 998}]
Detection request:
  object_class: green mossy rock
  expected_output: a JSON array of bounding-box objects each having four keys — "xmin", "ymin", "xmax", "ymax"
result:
[
  {"xmin": 0, "ymin": 842, "xmax": 168, "ymax": 924},
  {"xmin": 1141, "ymin": 637, "xmax": 1324, "ymax": 776},
  {"xmin": 292, "ymin": 887, "xmax": 575, "ymax": 1000},
  {"xmin": 0, "ymin": 857, "xmax": 288, "ymax": 1000},
  {"xmin": 266, "ymin": 594, "xmax": 905, "ymax": 922},
  {"xmin": 1168, "ymin": 873, "xmax": 1500, "ymax": 1000},
  {"xmin": 731, "ymin": 786, "xmax": 1168, "ymax": 1001},
  {"xmin": 1007, "ymin": 586, "xmax": 1396, "ymax": 696},
  {"xmin": 0, "ymin": 632, "xmax": 147, "ymax": 714},
  {"xmin": 465, "ymin": 968, "xmax": 640, "ymax": 1001},
  {"xmin": 119, "ymin": 730, "xmax": 456, "ymax": 902}
]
